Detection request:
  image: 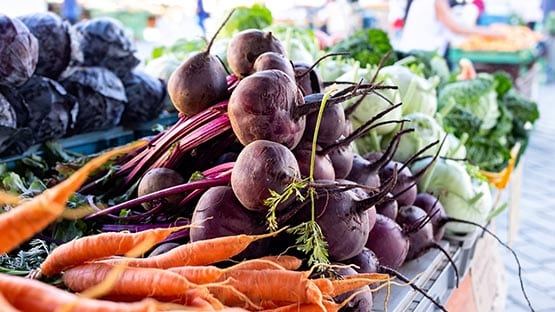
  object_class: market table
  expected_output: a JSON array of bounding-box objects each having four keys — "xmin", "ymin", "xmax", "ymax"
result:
[{"xmin": 448, "ymin": 47, "xmax": 542, "ymax": 100}]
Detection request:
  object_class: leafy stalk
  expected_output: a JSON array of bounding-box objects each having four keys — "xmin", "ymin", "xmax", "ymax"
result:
[
  {"xmin": 293, "ymin": 85, "xmax": 338, "ymax": 266},
  {"xmin": 264, "ymin": 178, "xmax": 308, "ymax": 232}
]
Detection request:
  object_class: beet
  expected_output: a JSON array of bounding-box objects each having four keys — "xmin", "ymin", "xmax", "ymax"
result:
[
  {"xmin": 226, "ymin": 29, "xmax": 286, "ymax": 78},
  {"xmin": 252, "ymin": 51, "xmax": 295, "ymax": 79},
  {"xmin": 333, "ymin": 266, "xmax": 373, "ymax": 312},
  {"xmin": 302, "ymin": 93, "xmax": 345, "ymax": 146},
  {"xmin": 294, "ymin": 61, "xmax": 323, "ymax": 96},
  {"xmin": 289, "ymin": 173, "xmax": 395, "ymax": 261},
  {"xmin": 231, "ymin": 139, "xmax": 301, "ymax": 212},
  {"xmin": 365, "ymin": 214, "xmax": 409, "ymax": 269},
  {"xmin": 167, "ymin": 13, "xmax": 230, "ymax": 116},
  {"xmin": 137, "ymin": 168, "xmax": 186, "ymax": 210},
  {"xmin": 413, "ymin": 192, "xmax": 447, "ymax": 241},
  {"xmin": 190, "ymin": 186, "xmax": 270, "ymax": 259},
  {"xmin": 228, "ymin": 69, "xmax": 306, "ymax": 149},
  {"xmin": 293, "ymin": 140, "xmax": 335, "ymax": 181}
]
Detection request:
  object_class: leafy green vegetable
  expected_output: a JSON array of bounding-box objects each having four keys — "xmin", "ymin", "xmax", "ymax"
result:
[
  {"xmin": 388, "ymin": 112, "xmax": 447, "ymax": 163},
  {"xmin": 380, "ymin": 64, "xmax": 439, "ymax": 116},
  {"xmin": 0, "ymin": 239, "xmax": 50, "ymax": 273},
  {"xmin": 396, "ymin": 50, "xmax": 450, "ymax": 85},
  {"xmin": 221, "ymin": 5, "xmax": 272, "ymax": 38},
  {"xmin": 493, "ymin": 71, "xmax": 513, "ymax": 98},
  {"xmin": 150, "ymin": 38, "xmax": 206, "ymax": 61},
  {"xmin": 498, "ymin": 88, "xmax": 540, "ymax": 164},
  {"xmin": 328, "ymin": 28, "xmax": 397, "ymax": 67},
  {"xmin": 438, "ymin": 75, "xmax": 500, "ymax": 133}
]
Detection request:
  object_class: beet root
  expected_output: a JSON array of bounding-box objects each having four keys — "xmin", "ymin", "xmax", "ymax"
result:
[{"xmin": 231, "ymin": 139, "xmax": 301, "ymax": 212}]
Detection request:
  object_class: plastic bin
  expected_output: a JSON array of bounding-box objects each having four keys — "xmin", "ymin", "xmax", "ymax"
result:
[{"xmin": 0, "ymin": 127, "xmax": 135, "ymax": 169}]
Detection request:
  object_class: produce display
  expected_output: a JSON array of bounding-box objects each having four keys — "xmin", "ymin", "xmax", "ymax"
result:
[
  {"xmin": 0, "ymin": 13, "xmax": 168, "ymax": 157},
  {"xmin": 0, "ymin": 6, "xmax": 540, "ymax": 312},
  {"xmin": 457, "ymin": 24, "xmax": 542, "ymax": 52}
]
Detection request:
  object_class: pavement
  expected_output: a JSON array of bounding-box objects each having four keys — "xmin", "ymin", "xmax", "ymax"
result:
[{"xmin": 495, "ymin": 81, "xmax": 555, "ymax": 312}]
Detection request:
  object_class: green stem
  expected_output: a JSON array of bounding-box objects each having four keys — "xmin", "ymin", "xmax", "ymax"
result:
[{"xmin": 310, "ymin": 86, "xmax": 337, "ymax": 221}]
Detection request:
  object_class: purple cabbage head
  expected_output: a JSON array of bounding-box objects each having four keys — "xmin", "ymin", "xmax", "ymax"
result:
[
  {"xmin": 74, "ymin": 17, "xmax": 140, "ymax": 78},
  {"xmin": 0, "ymin": 92, "xmax": 17, "ymax": 129},
  {"xmin": 60, "ymin": 66, "xmax": 127, "ymax": 134},
  {"xmin": 16, "ymin": 75, "xmax": 78, "ymax": 143},
  {"xmin": 0, "ymin": 88, "xmax": 33, "ymax": 156},
  {"xmin": 0, "ymin": 14, "xmax": 39, "ymax": 87},
  {"xmin": 19, "ymin": 12, "xmax": 82, "ymax": 80},
  {"xmin": 120, "ymin": 70, "xmax": 167, "ymax": 125}
]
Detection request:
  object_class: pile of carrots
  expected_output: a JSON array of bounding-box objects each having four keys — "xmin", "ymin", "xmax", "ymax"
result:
[{"xmin": 0, "ymin": 143, "xmax": 390, "ymax": 312}]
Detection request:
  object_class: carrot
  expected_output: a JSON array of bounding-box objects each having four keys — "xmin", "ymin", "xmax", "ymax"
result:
[
  {"xmin": 61, "ymin": 262, "xmax": 222, "ymax": 308},
  {"xmin": 40, "ymin": 224, "xmax": 191, "ymax": 276},
  {"xmin": 0, "ymin": 292, "xmax": 20, "ymax": 312},
  {"xmin": 258, "ymin": 255, "xmax": 303, "ymax": 271},
  {"xmin": 105, "ymin": 228, "xmax": 287, "ymax": 269},
  {"xmin": 0, "ymin": 141, "xmax": 145, "ymax": 254},
  {"xmin": 168, "ymin": 258, "xmax": 289, "ymax": 285},
  {"xmin": 260, "ymin": 288, "xmax": 371, "ymax": 312},
  {"xmin": 217, "ymin": 269, "xmax": 326, "ymax": 310},
  {"xmin": 313, "ymin": 276, "xmax": 386, "ymax": 297},
  {"xmin": 0, "ymin": 273, "xmax": 189, "ymax": 312}
]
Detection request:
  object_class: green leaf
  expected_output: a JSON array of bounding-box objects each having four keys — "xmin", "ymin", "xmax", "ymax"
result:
[
  {"xmin": 287, "ymin": 220, "xmax": 329, "ymax": 267},
  {"xmin": 52, "ymin": 220, "xmax": 88, "ymax": 243}
]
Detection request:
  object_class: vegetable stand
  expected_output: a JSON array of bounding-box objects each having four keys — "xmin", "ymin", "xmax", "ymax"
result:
[
  {"xmin": 0, "ymin": 7, "xmax": 540, "ymax": 311},
  {"xmin": 448, "ymin": 47, "xmax": 542, "ymax": 100}
]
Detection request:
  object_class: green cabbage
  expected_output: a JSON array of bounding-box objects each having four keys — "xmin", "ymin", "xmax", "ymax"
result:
[
  {"xmin": 438, "ymin": 75, "xmax": 500, "ymax": 134},
  {"xmin": 337, "ymin": 66, "xmax": 402, "ymax": 136},
  {"xmin": 379, "ymin": 65, "xmax": 439, "ymax": 116},
  {"xmin": 388, "ymin": 112, "xmax": 448, "ymax": 163}
]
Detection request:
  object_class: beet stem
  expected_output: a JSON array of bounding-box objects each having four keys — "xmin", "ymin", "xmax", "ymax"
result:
[
  {"xmin": 429, "ymin": 241, "xmax": 460, "ymax": 288},
  {"xmin": 205, "ymin": 8, "xmax": 235, "ymax": 53},
  {"xmin": 85, "ymin": 173, "xmax": 231, "ymax": 219},
  {"xmin": 442, "ymin": 218, "xmax": 536, "ymax": 312},
  {"xmin": 295, "ymin": 52, "xmax": 350, "ymax": 81},
  {"xmin": 379, "ymin": 265, "xmax": 447, "ymax": 312}
]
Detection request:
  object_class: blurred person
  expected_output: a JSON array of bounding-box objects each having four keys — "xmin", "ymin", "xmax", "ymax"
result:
[
  {"xmin": 197, "ymin": 0, "xmax": 210, "ymax": 37},
  {"xmin": 62, "ymin": 0, "xmax": 81, "ymax": 24},
  {"xmin": 398, "ymin": 0, "xmax": 503, "ymax": 56},
  {"xmin": 314, "ymin": 0, "xmax": 358, "ymax": 47}
]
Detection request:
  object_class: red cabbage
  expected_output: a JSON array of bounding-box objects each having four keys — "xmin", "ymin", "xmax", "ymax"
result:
[
  {"xmin": 0, "ymin": 92, "xmax": 16, "ymax": 128},
  {"xmin": 17, "ymin": 75, "xmax": 78, "ymax": 143},
  {"xmin": 19, "ymin": 12, "xmax": 82, "ymax": 80},
  {"xmin": 0, "ymin": 14, "xmax": 38, "ymax": 87},
  {"xmin": 120, "ymin": 70, "xmax": 167, "ymax": 125},
  {"xmin": 74, "ymin": 17, "xmax": 140, "ymax": 78},
  {"xmin": 60, "ymin": 66, "xmax": 126, "ymax": 134}
]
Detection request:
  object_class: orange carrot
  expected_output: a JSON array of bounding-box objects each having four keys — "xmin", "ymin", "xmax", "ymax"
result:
[
  {"xmin": 217, "ymin": 269, "xmax": 326, "ymax": 310},
  {"xmin": 313, "ymin": 276, "xmax": 385, "ymax": 297},
  {"xmin": 168, "ymin": 258, "xmax": 289, "ymax": 285},
  {"xmin": 0, "ymin": 273, "xmax": 188, "ymax": 312},
  {"xmin": 258, "ymin": 255, "xmax": 303, "ymax": 271},
  {"xmin": 40, "ymin": 224, "xmax": 190, "ymax": 276},
  {"xmin": 105, "ymin": 229, "xmax": 286, "ymax": 269},
  {"xmin": 61, "ymin": 262, "xmax": 222, "ymax": 309},
  {"xmin": 260, "ymin": 288, "xmax": 372, "ymax": 312},
  {"xmin": 0, "ymin": 292, "xmax": 20, "ymax": 312},
  {"xmin": 0, "ymin": 141, "xmax": 145, "ymax": 254}
]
